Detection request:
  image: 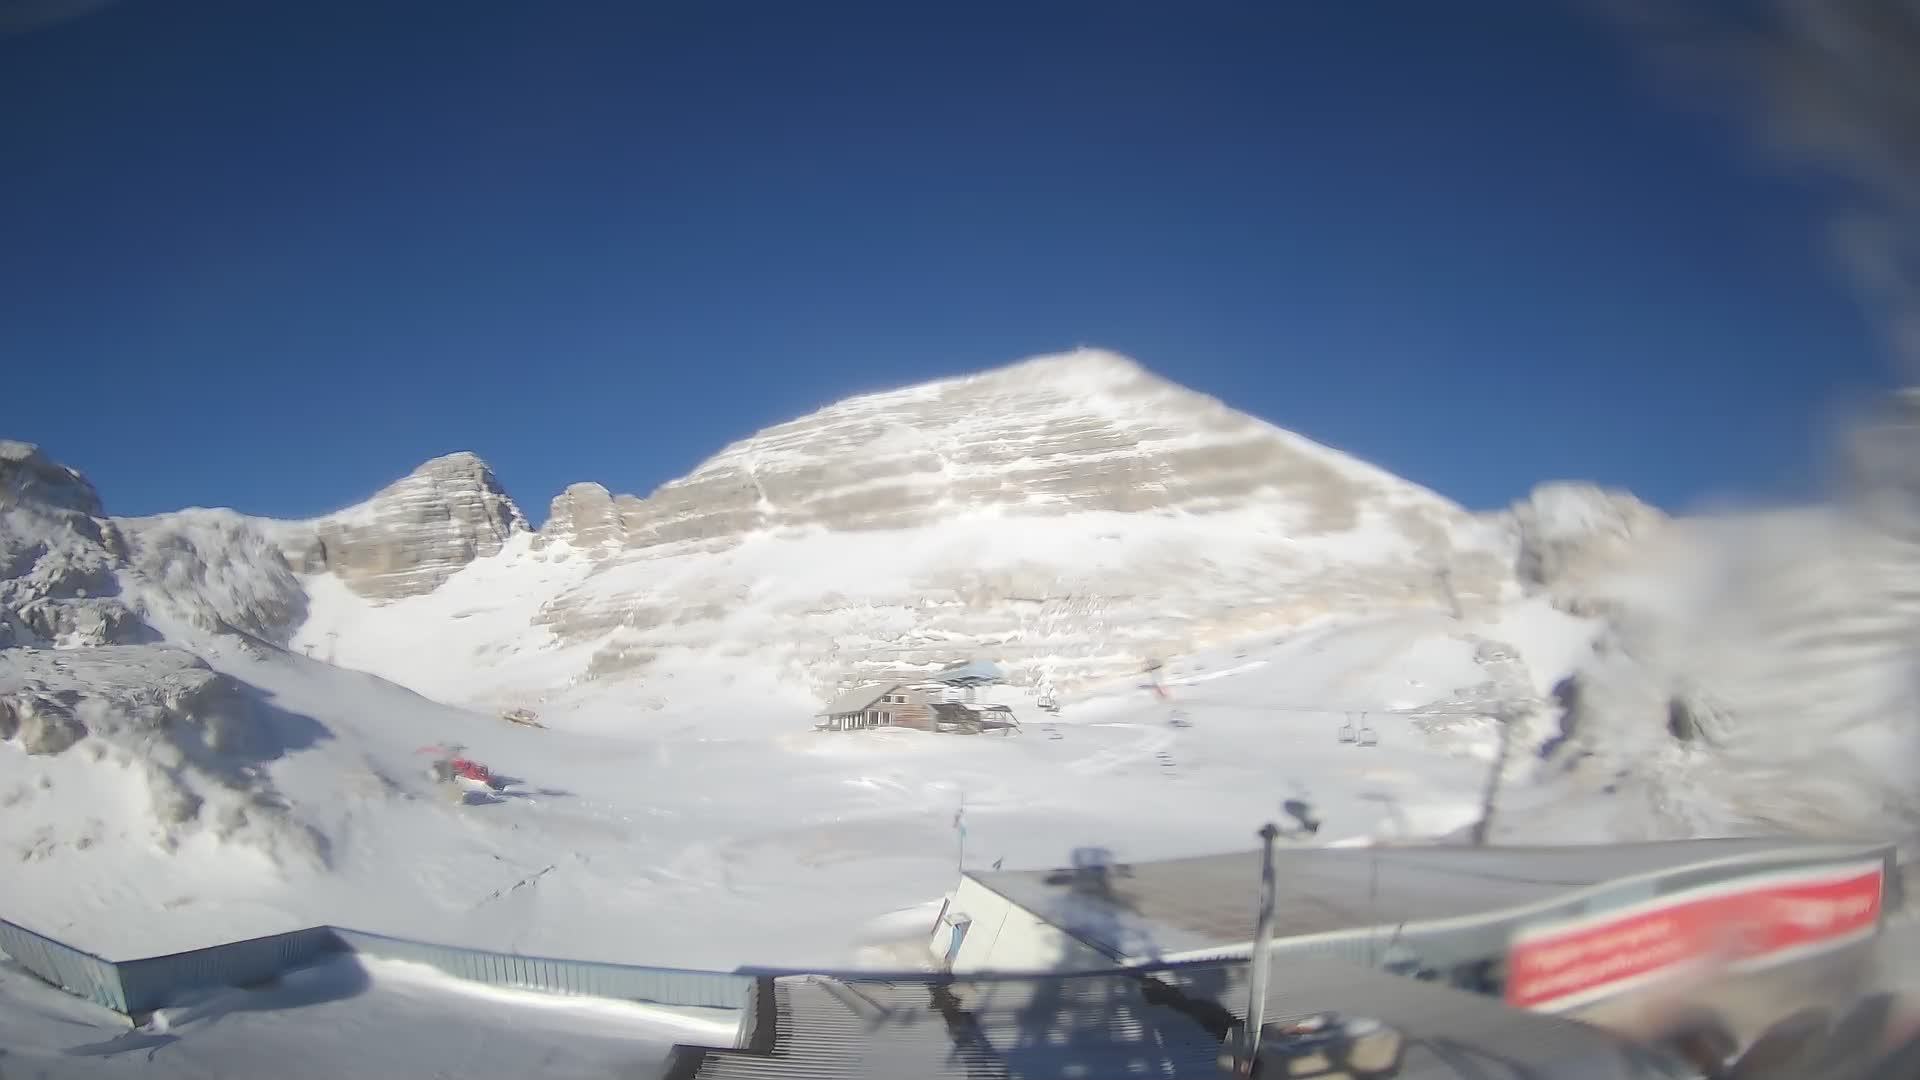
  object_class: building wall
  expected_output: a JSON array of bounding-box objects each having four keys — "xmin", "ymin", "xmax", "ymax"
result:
[
  {"xmin": 935, "ymin": 876, "xmax": 1113, "ymax": 974},
  {"xmin": 881, "ymin": 686, "xmax": 934, "ymax": 729},
  {"xmin": 823, "ymin": 686, "xmax": 935, "ymax": 730}
]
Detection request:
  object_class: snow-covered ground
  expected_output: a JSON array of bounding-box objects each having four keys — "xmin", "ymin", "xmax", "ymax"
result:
[
  {"xmin": 8, "ymin": 377, "xmax": 1918, "ymax": 1075},
  {"xmin": 2, "ymin": 606, "xmax": 1567, "ymax": 969},
  {"xmin": 0, "ymin": 951, "xmax": 730, "ymax": 1079}
]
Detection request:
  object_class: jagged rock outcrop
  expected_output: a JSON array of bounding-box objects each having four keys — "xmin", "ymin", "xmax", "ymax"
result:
[
  {"xmin": 119, "ymin": 509, "xmax": 306, "ymax": 642},
  {"xmin": 1, "ymin": 441, "xmax": 150, "ymax": 648},
  {"xmin": 1, "ymin": 440, "xmax": 104, "ymax": 516},
  {"xmin": 1503, "ymin": 482, "xmax": 1668, "ymax": 593},
  {"xmin": 273, "ymin": 452, "xmax": 528, "ymax": 601},
  {"xmin": 535, "ymin": 482, "xmax": 624, "ymax": 555},
  {"xmin": 0, "ymin": 690, "xmax": 86, "ymax": 754}
]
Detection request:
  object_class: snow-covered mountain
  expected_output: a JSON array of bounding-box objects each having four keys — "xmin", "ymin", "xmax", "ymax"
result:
[
  {"xmin": 5, "ymin": 350, "xmax": 1917, "ymax": 973},
  {"xmin": 271, "ymin": 350, "xmax": 1521, "ymax": 707}
]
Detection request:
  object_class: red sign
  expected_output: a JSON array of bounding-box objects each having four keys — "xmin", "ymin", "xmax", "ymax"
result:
[{"xmin": 1506, "ymin": 861, "xmax": 1885, "ymax": 1012}]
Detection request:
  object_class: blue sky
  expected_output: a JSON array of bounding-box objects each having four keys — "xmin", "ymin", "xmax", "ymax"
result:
[{"xmin": 0, "ymin": 0, "xmax": 1893, "ymax": 520}]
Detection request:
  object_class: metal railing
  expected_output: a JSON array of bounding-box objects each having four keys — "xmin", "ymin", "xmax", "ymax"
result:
[{"xmin": 0, "ymin": 919, "xmax": 751, "ymax": 1020}]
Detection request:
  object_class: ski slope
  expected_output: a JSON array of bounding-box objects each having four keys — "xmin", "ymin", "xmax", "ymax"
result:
[{"xmin": 2, "ymin": 608, "xmax": 1568, "ymax": 971}]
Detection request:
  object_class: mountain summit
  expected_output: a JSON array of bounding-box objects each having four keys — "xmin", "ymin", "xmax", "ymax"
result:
[
  {"xmin": 271, "ymin": 349, "xmax": 1512, "ymax": 701},
  {"xmin": 273, "ymin": 451, "xmax": 528, "ymax": 601},
  {"xmin": 537, "ymin": 348, "xmax": 1460, "ymax": 554}
]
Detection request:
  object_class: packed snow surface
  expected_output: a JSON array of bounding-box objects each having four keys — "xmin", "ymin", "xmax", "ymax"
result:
[{"xmin": 2, "ymin": 610, "xmax": 1537, "ymax": 968}]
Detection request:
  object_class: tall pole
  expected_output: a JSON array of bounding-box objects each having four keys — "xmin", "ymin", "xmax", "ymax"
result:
[
  {"xmin": 1470, "ymin": 707, "xmax": 1512, "ymax": 846},
  {"xmin": 1245, "ymin": 822, "xmax": 1280, "ymax": 1076},
  {"xmin": 954, "ymin": 795, "xmax": 966, "ymax": 873}
]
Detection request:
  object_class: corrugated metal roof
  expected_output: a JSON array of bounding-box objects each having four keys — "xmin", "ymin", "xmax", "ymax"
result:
[
  {"xmin": 819, "ymin": 683, "xmax": 899, "ymax": 717},
  {"xmin": 935, "ymin": 659, "xmax": 1004, "ymax": 685},
  {"xmin": 966, "ymin": 838, "xmax": 1893, "ymax": 961}
]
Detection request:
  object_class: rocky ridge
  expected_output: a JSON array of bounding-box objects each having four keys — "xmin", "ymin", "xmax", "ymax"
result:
[
  {"xmin": 535, "ymin": 351, "xmax": 1476, "ymax": 552},
  {"xmin": 268, "ymin": 451, "xmax": 527, "ymax": 602},
  {"xmin": 1, "ymin": 441, "xmax": 322, "ymax": 862}
]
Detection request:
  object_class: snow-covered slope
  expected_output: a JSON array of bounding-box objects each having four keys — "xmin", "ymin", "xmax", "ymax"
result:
[
  {"xmin": 1, "ymin": 369, "xmax": 1562, "ymax": 971},
  {"xmin": 6, "ymin": 357, "xmax": 1919, "ymax": 986},
  {"xmin": 6, "ymin": 594, "xmax": 1545, "ymax": 966}
]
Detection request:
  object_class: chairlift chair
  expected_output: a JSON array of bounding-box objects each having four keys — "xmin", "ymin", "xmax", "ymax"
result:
[
  {"xmin": 1356, "ymin": 713, "xmax": 1379, "ymax": 748},
  {"xmin": 1337, "ymin": 713, "xmax": 1357, "ymax": 744}
]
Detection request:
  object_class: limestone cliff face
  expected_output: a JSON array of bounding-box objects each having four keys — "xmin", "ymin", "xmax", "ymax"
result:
[
  {"xmin": 520, "ymin": 350, "xmax": 1517, "ymax": 691},
  {"xmin": 277, "ymin": 452, "xmax": 529, "ymax": 601},
  {"xmin": 535, "ymin": 483, "xmax": 624, "ymax": 557},
  {"xmin": 538, "ymin": 350, "xmax": 1475, "ymax": 550}
]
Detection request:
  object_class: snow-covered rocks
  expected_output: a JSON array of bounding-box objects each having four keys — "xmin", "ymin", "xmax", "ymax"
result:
[
  {"xmin": 534, "ymin": 482, "xmax": 624, "ymax": 555},
  {"xmin": 120, "ymin": 509, "xmax": 307, "ymax": 642},
  {"xmin": 1503, "ymin": 482, "xmax": 1667, "ymax": 592},
  {"xmin": 0, "ymin": 643, "xmax": 330, "ymax": 867},
  {"xmin": 1495, "ymin": 496, "xmax": 1920, "ymax": 847},
  {"xmin": 272, "ymin": 452, "xmax": 528, "ymax": 602},
  {"xmin": 1, "ymin": 443, "xmax": 151, "ymax": 649},
  {"xmin": 0, "ymin": 440, "xmax": 105, "ymax": 516},
  {"xmin": 0, "ymin": 690, "xmax": 85, "ymax": 754}
]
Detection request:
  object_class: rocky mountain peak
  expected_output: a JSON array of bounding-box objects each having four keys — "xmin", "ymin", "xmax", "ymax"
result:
[
  {"xmin": 516, "ymin": 351, "xmax": 1517, "ymax": 690},
  {"xmin": 534, "ymin": 348, "xmax": 1457, "ymax": 555},
  {"xmin": 1, "ymin": 441, "xmax": 104, "ymax": 517},
  {"xmin": 275, "ymin": 451, "xmax": 528, "ymax": 601},
  {"xmin": 536, "ymin": 482, "xmax": 622, "ymax": 555}
]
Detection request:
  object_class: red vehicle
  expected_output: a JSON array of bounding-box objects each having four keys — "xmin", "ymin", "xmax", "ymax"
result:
[{"xmin": 417, "ymin": 743, "xmax": 508, "ymax": 791}]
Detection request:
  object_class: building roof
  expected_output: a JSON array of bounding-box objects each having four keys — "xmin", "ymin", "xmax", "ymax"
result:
[
  {"xmin": 817, "ymin": 683, "xmax": 899, "ymax": 717},
  {"xmin": 934, "ymin": 659, "xmax": 1004, "ymax": 686},
  {"xmin": 662, "ymin": 960, "xmax": 1689, "ymax": 1079},
  {"xmin": 1152, "ymin": 955, "xmax": 1678, "ymax": 1079},
  {"xmin": 930, "ymin": 702, "xmax": 1013, "ymax": 718},
  {"xmin": 965, "ymin": 837, "xmax": 1893, "ymax": 962}
]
